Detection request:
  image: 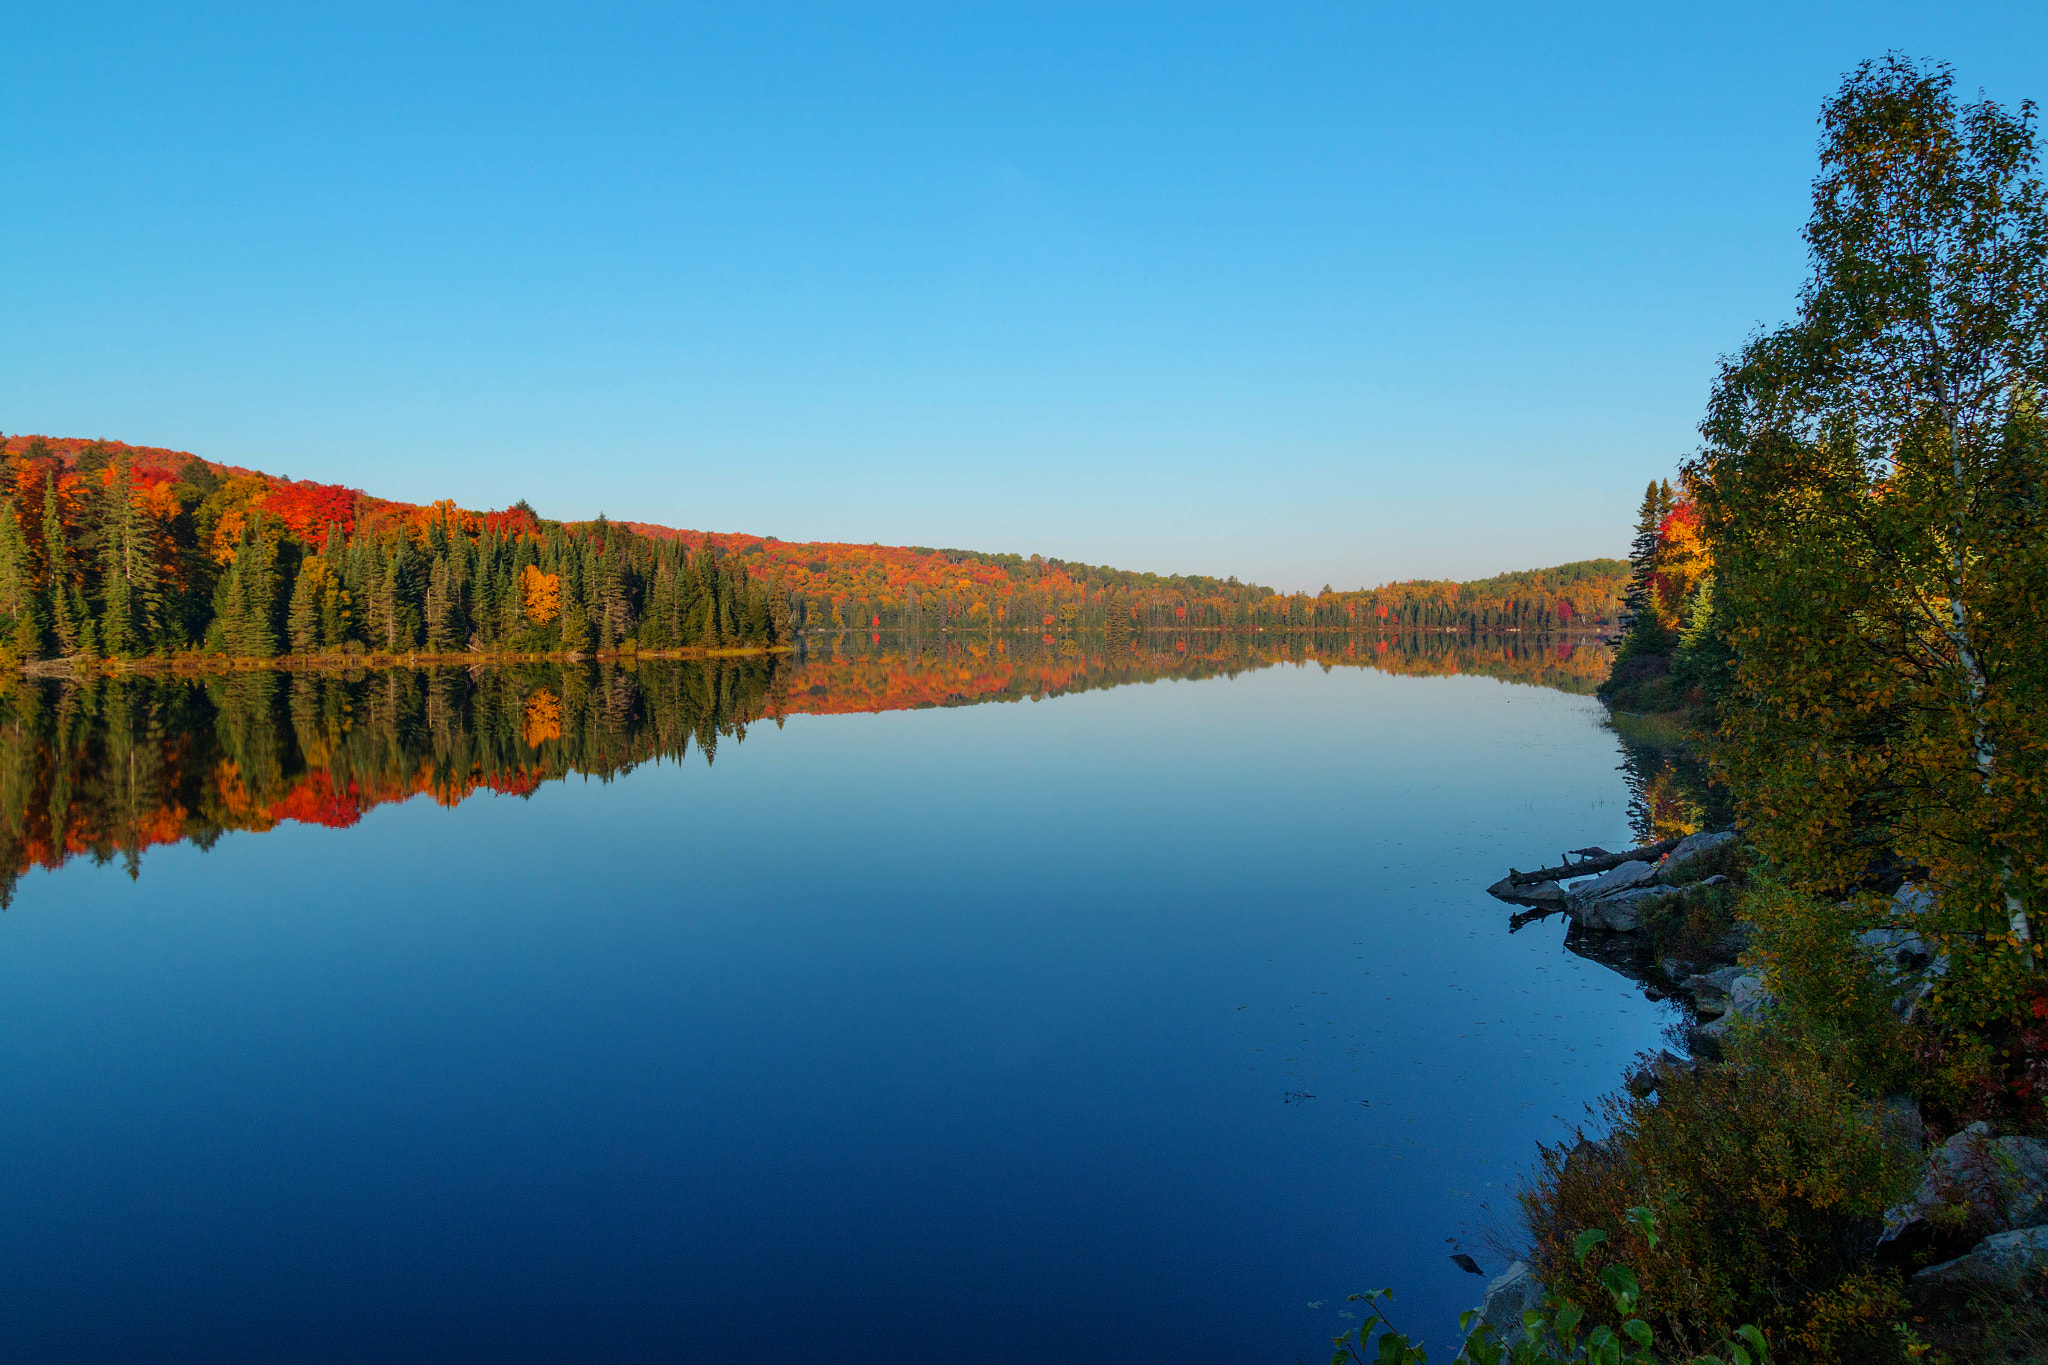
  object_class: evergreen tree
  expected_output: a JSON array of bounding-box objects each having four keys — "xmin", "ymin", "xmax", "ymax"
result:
[
  {"xmin": 1619, "ymin": 479, "xmax": 1676, "ymax": 656},
  {"xmin": 287, "ymin": 560, "xmax": 320, "ymax": 655},
  {"xmin": 42, "ymin": 472, "xmax": 81, "ymax": 655},
  {"xmin": 0, "ymin": 497, "xmax": 39, "ymax": 659},
  {"xmin": 221, "ymin": 519, "xmax": 278, "ymax": 658},
  {"xmin": 96, "ymin": 460, "xmax": 161, "ymax": 658},
  {"xmin": 559, "ymin": 571, "xmax": 590, "ymax": 653}
]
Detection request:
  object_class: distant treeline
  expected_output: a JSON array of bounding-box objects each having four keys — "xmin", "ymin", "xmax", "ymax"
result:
[
  {"xmin": 716, "ymin": 536, "xmax": 1624, "ymax": 638},
  {"xmin": 0, "ymin": 433, "xmax": 1623, "ymax": 661},
  {"xmin": 0, "ymin": 436, "xmax": 786, "ymax": 662}
]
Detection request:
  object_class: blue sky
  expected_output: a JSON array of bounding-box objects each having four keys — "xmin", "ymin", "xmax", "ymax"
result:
[{"xmin": 6, "ymin": 3, "xmax": 2044, "ymax": 589}]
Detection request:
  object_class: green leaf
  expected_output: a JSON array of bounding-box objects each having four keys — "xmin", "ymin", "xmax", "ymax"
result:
[
  {"xmin": 1735, "ymin": 1324, "xmax": 1769, "ymax": 1362},
  {"xmin": 1624, "ymin": 1205, "xmax": 1661, "ymax": 1250},
  {"xmin": 1573, "ymin": 1228, "xmax": 1610, "ymax": 1265},
  {"xmin": 1599, "ymin": 1264, "xmax": 1641, "ymax": 1314},
  {"xmin": 1622, "ymin": 1319, "xmax": 1653, "ymax": 1349},
  {"xmin": 1552, "ymin": 1302, "xmax": 1584, "ymax": 1336}
]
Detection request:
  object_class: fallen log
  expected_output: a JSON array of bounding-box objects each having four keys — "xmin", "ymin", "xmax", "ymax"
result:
[{"xmin": 1497, "ymin": 836, "xmax": 1684, "ymax": 889}]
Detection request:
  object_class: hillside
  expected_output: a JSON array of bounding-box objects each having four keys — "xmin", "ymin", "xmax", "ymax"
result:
[{"xmin": 0, "ymin": 434, "xmax": 1626, "ymax": 650}]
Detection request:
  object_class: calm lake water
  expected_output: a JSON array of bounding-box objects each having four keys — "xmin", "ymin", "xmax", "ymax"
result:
[{"xmin": 0, "ymin": 634, "xmax": 1680, "ymax": 1363}]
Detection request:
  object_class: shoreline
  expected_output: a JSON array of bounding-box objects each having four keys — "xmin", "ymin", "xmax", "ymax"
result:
[{"xmin": 17, "ymin": 643, "xmax": 792, "ymax": 680}]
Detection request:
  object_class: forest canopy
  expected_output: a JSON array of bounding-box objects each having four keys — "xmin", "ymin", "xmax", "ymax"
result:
[{"xmin": 0, "ymin": 434, "xmax": 1627, "ymax": 662}]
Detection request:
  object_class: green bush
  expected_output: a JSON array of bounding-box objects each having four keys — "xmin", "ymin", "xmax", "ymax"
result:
[{"xmin": 1523, "ymin": 1033, "xmax": 1914, "ymax": 1362}]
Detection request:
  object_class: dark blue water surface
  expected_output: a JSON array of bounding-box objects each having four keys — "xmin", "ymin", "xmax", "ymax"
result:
[{"xmin": 0, "ymin": 646, "xmax": 1673, "ymax": 1362}]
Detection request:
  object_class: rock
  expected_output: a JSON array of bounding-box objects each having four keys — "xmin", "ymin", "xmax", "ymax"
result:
[
  {"xmin": 1727, "ymin": 973, "xmax": 1770, "ymax": 1020},
  {"xmin": 1489, "ymin": 877, "xmax": 1568, "ymax": 909},
  {"xmin": 1659, "ymin": 956, "xmax": 1697, "ymax": 983},
  {"xmin": 1569, "ymin": 885, "xmax": 1681, "ymax": 933},
  {"xmin": 1853, "ymin": 885, "xmax": 1948, "ymax": 1020},
  {"xmin": 1655, "ymin": 830, "xmax": 1739, "ymax": 885},
  {"xmin": 1684, "ymin": 965, "xmax": 1746, "ymax": 998},
  {"xmin": 1695, "ymin": 973, "xmax": 1772, "ymax": 1042},
  {"xmin": 1881, "ymin": 1095, "xmax": 1925, "ymax": 1154},
  {"xmin": 1859, "ymin": 924, "xmax": 1934, "ymax": 971},
  {"xmin": 1626, "ymin": 1050, "xmax": 1691, "ymax": 1098},
  {"xmin": 1458, "ymin": 1260, "xmax": 1545, "ymax": 1360},
  {"xmin": 1707, "ymin": 922, "xmax": 1753, "ymax": 962},
  {"xmin": 1894, "ymin": 883, "xmax": 1936, "ymax": 916},
  {"xmin": 1879, "ymin": 1122, "xmax": 2048, "ymax": 1259},
  {"xmin": 1912, "ymin": 1226, "xmax": 2048, "ymax": 1287},
  {"xmin": 1581, "ymin": 860, "xmax": 1659, "ymax": 898},
  {"xmin": 1683, "ymin": 965, "xmax": 1746, "ymax": 1017}
]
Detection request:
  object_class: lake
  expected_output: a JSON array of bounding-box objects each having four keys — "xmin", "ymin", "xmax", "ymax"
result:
[{"xmin": 0, "ymin": 634, "xmax": 1682, "ymax": 1363}]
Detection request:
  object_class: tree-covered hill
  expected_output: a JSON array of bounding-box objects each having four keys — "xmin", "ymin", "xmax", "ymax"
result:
[{"xmin": 0, "ymin": 432, "xmax": 1626, "ymax": 661}]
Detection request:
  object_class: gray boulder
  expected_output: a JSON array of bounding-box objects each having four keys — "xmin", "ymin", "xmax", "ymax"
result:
[
  {"xmin": 1457, "ymin": 1261, "xmax": 1545, "ymax": 1360},
  {"xmin": 1707, "ymin": 921, "xmax": 1753, "ymax": 962},
  {"xmin": 1487, "ymin": 877, "xmax": 1569, "ymax": 909},
  {"xmin": 1580, "ymin": 860, "xmax": 1659, "ymax": 898},
  {"xmin": 1894, "ymin": 883, "xmax": 1936, "ymax": 916},
  {"xmin": 1859, "ymin": 924, "xmax": 1934, "ymax": 971},
  {"xmin": 1695, "ymin": 973, "xmax": 1772, "ymax": 1042},
  {"xmin": 1912, "ymin": 1225, "xmax": 2048, "ymax": 1287},
  {"xmin": 1683, "ymin": 965, "xmax": 1747, "ymax": 1019},
  {"xmin": 1625, "ymin": 1050, "xmax": 1692, "ymax": 1098},
  {"xmin": 1655, "ymin": 830, "xmax": 1738, "ymax": 885},
  {"xmin": 1880, "ymin": 1122, "xmax": 2048, "ymax": 1255},
  {"xmin": 1569, "ymin": 884, "xmax": 1683, "ymax": 933},
  {"xmin": 1881, "ymin": 1095, "xmax": 1926, "ymax": 1154}
]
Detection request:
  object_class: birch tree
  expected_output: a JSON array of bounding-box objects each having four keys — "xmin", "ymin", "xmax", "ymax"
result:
[{"xmin": 1694, "ymin": 55, "xmax": 2048, "ymax": 1014}]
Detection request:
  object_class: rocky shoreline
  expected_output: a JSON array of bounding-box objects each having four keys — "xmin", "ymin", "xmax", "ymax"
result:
[{"xmin": 1460, "ymin": 829, "xmax": 2048, "ymax": 1349}]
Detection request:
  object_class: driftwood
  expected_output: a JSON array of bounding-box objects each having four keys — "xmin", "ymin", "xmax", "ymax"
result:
[{"xmin": 1505, "ymin": 836, "xmax": 1683, "ymax": 887}]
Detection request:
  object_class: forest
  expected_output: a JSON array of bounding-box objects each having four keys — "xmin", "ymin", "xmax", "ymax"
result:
[
  {"xmin": 0, "ymin": 432, "xmax": 1627, "ymax": 667},
  {"xmin": 0, "ymin": 435, "xmax": 787, "ymax": 663},
  {"xmin": 646, "ymin": 521, "xmax": 1626, "ymax": 639}
]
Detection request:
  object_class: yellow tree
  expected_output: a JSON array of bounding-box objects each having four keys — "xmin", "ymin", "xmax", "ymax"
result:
[{"xmin": 521, "ymin": 564, "xmax": 561, "ymax": 625}]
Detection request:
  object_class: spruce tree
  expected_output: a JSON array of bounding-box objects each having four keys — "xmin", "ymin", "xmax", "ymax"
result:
[
  {"xmin": 96, "ymin": 460, "xmax": 160, "ymax": 658},
  {"xmin": 41, "ymin": 473, "xmax": 80, "ymax": 655},
  {"xmin": 0, "ymin": 498, "xmax": 38, "ymax": 658},
  {"xmin": 1620, "ymin": 480, "xmax": 1675, "ymax": 656},
  {"xmin": 287, "ymin": 560, "xmax": 320, "ymax": 655},
  {"xmin": 231, "ymin": 520, "xmax": 279, "ymax": 658}
]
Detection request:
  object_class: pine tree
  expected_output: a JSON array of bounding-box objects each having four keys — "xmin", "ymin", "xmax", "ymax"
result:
[
  {"xmin": 1620, "ymin": 480, "xmax": 1676, "ymax": 656},
  {"xmin": 41, "ymin": 472, "xmax": 80, "ymax": 655},
  {"xmin": 287, "ymin": 559, "xmax": 320, "ymax": 655},
  {"xmin": 96, "ymin": 460, "xmax": 160, "ymax": 658},
  {"xmin": 0, "ymin": 496, "xmax": 38, "ymax": 659},
  {"xmin": 227, "ymin": 520, "xmax": 279, "ymax": 658},
  {"xmin": 559, "ymin": 569, "xmax": 590, "ymax": 653}
]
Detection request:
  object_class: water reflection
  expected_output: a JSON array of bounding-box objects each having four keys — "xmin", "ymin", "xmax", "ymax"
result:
[{"xmin": 0, "ymin": 632, "xmax": 1614, "ymax": 901}]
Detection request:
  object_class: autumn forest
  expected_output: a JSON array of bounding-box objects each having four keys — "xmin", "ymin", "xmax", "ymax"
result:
[{"xmin": 0, "ymin": 434, "xmax": 1626, "ymax": 667}]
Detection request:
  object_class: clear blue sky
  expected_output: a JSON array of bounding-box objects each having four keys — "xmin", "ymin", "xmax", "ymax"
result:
[{"xmin": 6, "ymin": 3, "xmax": 2043, "ymax": 589}]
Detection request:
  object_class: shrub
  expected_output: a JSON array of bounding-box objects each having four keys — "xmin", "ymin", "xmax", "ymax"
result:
[
  {"xmin": 1524, "ymin": 1035, "xmax": 1914, "ymax": 1362},
  {"xmin": 1743, "ymin": 879, "xmax": 1922, "ymax": 1095}
]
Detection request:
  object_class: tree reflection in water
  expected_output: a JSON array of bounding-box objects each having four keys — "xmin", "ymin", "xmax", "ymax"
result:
[{"xmin": 0, "ymin": 630, "xmax": 1618, "ymax": 901}]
